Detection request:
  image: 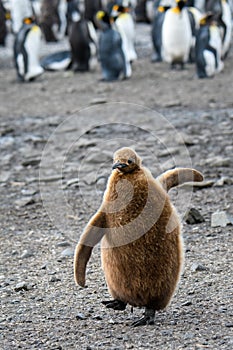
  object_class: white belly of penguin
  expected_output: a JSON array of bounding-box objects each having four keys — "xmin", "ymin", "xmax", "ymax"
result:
[
  {"xmin": 162, "ymin": 10, "xmax": 192, "ymax": 63},
  {"xmin": 24, "ymin": 26, "xmax": 44, "ymax": 81}
]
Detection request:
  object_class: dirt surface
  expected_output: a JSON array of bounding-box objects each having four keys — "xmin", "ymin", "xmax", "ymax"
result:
[{"xmin": 0, "ymin": 24, "xmax": 233, "ymax": 350}]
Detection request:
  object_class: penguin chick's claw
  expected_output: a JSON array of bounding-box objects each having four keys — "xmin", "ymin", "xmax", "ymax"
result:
[
  {"xmin": 102, "ymin": 299, "xmax": 127, "ymax": 311},
  {"xmin": 131, "ymin": 309, "xmax": 155, "ymax": 327}
]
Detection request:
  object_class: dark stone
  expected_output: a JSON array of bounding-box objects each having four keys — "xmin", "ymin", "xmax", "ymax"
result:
[{"xmin": 184, "ymin": 208, "xmax": 205, "ymax": 224}]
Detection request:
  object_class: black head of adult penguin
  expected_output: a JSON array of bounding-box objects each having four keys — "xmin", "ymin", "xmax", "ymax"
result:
[
  {"xmin": 199, "ymin": 12, "xmax": 215, "ymax": 26},
  {"xmin": 111, "ymin": 3, "xmax": 129, "ymax": 19},
  {"xmin": 176, "ymin": 0, "xmax": 187, "ymax": 11},
  {"xmin": 95, "ymin": 10, "xmax": 112, "ymax": 30},
  {"xmin": 112, "ymin": 147, "xmax": 141, "ymax": 174},
  {"xmin": 22, "ymin": 16, "xmax": 36, "ymax": 25}
]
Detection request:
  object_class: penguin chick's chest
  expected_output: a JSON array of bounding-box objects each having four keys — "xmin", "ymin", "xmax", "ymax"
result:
[{"xmin": 103, "ymin": 170, "xmax": 150, "ymax": 227}]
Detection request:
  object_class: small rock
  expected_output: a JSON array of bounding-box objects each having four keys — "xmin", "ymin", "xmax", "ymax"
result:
[
  {"xmin": 22, "ymin": 157, "xmax": 41, "ymax": 167},
  {"xmin": 225, "ymin": 323, "xmax": 233, "ymax": 328},
  {"xmin": 76, "ymin": 313, "xmax": 86, "ymax": 320},
  {"xmin": 218, "ymin": 306, "xmax": 227, "ymax": 313},
  {"xmin": 15, "ymin": 197, "xmax": 35, "ymax": 208},
  {"xmin": 211, "ymin": 211, "xmax": 233, "ymax": 227},
  {"xmin": 184, "ymin": 208, "xmax": 205, "ymax": 224},
  {"xmin": 15, "ymin": 282, "xmax": 29, "ymax": 292},
  {"xmin": 60, "ymin": 247, "xmax": 74, "ymax": 258},
  {"xmin": 49, "ymin": 276, "xmax": 61, "ymax": 283},
  {"xmin": 64, "ymin": 178, "xmax": 79, "ymax": 188},
  {"xmin": 202, "ymin": 156, "xmax": 231, "ymax": 168},
  {"xmin": 163, "ymin": 100, "xmax": 182, "ymax": 108},
  {"xmin": 93, "ymin": 315, "xmax": 103, "ymax": 320},
  {"xmin": 161, "ymin": 330, "xmax": 173, "ymax": 336},
  {"xmin": 90, "ymin": 97, "xmax": 107, "ymax": 105},
  {"xmin": 214, "ymin": 176, "xmax": 233, "ymax": 187},
  {"xmin": 181, "ymin": 301, "xmax": 192, "ymax": 307},
  {"xmin": 20, "ymin": 250, "xmax": 34, "ymax": 259},
  {"xmin": 109, "ymin": 318, "xmax": 116, "ymax": 324},
  {"xmin": 0, "ymin": 171, "xmax": 11, "ymax": 182},
  {"xmin": 21, "ymin": 188, "xmax": 38, "ymax": 196},
  {"xmin": 56, "ymin": 241, "xmax": 71, "ymax": 248},
  {"xmin": 191, "ymin": 263, "xmax": 207, "ymax": 272}
]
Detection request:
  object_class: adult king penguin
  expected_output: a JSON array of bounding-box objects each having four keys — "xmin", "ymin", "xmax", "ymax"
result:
[
  {"xmin": 111, "ymin": 1, "xmax": 137, "ymax": 78},
  {"xmin": 74, "ymin": 147, "xmax": 204, "ymax": 326},
  {"xmin": 96, "ymin": 10, "xmax": 127, "ymax": 81},
  {"xmin": 220, "ymin": 0, "xmax": 232, "ymax": 59},
  {"xmin": 14, "ymin": 17, "xmax": 44, "ymax": 82},
  {"xmin": 161, "ymin": 0, "xmax": 193, "ymax": 68},
  {"xmin": 0, "ymin": 0, "xmax": 7, "ymax": 46},
  {"xmin": 68, "ymin": 1, "xmax": 98, "ymax": 72},
  {"xmin": 11, "ymin": 0, "xmax": 34, "ymax": 34},
  {"xmin": 195, "ymin": 13, "xmax": 224, "ymax": 78},
  {"xmin": 151, "ymin": 4, "xmax": 170, "ymax": 62}
]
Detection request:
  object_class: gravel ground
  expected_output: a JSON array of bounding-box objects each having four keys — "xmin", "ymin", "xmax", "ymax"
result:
[{"xmin": 0, "ymin": 23, "xmax": 233, "ymax": 350}]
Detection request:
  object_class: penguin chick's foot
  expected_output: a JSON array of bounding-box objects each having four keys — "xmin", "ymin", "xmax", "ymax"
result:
[
  {"xmin": 131, "ymin": 308, "xmax": 155, "ymax": 327},
  {"xmin": 102, "ymin": 299, "xmax": 127, "ymax": 311}
]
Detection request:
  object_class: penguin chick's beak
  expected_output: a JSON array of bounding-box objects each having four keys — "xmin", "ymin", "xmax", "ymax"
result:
[{"xmin": 112, "ymin": 162, "xmax": 128, "ymax": 170}]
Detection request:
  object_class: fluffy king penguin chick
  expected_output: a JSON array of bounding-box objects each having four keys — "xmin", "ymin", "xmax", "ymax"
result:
[{"xmin": 74, "ymin": 147, "xmax": 204, "ymax": 326}]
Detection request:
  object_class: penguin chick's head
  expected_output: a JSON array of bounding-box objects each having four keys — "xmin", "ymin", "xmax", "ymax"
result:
[{"xmin": 112, "ymin": 147, "xmax": 141, "ymax": 173}]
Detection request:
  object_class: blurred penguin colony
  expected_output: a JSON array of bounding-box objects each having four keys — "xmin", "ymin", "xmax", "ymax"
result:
[{"xmin": 0, "ymin": 0, "xmax": 232, "ymax": 81}]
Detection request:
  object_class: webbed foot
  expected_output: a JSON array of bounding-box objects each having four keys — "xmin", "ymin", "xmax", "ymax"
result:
[
  {"xmin": 131, "ymin": 308, "xmax": 155, "ymax": 327},
  {"xmin": 102, "ymin": 299, "xmax": 127, "ymax": 311}
]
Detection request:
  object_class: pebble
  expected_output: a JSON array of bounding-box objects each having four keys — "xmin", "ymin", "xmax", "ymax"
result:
[
  {"xmin": 20, "ymin": 249, "xmax": 34, "ymax": 259},
  {"xmin": 64, "ymin": 178, "xmax": 79, "ymax": 188},
  {"xmin": 15, "ymin": 197, "xmax": 35, "ymax": 208},
  {"xmin": 225, "ymin": 323, "xmax": 233, "ymax": 328},
  {"xmin": 22, "ymin": 157, "xmax": 41, "ymax": 167},
  {"xmin": 181, "ymin": 301, "xmax": 192, "ymax": 307},
  {"xmin": 76, "ymin": 313, "xmax": 86, "ymax": 320},
  {"xmin": 60, "ymin": 247, "xmax": 75, "ymax": 258},
  {"xmin": 108, "ymin": 318, "xmax": 116, "ymax": 324},
  {"xmin": 15, "ymin": 282, "xmax": 29, "ymax": 292},
  {"xmin": 201, "ymin": 156, "xmax": 231, "ymax": 168},
  {"xmin": 89, "ymin": 98, "xmax": 107, "ymax": 105},
  {"xmin": 161, "ymin": 330, "xmax": 173, "ymax": 336},
  {"xmin": 21, "ymin": 188, "xmax": 38, "ymax": 196},
  {"xmin": 92, "ymin": 315, "xmax": 103, "ymax": 320},
  {"xmin": 214, "ymin": 176, "xmax": 233, "ymax": 187},
  {"xmin": 49, "ymin": 276, "xmax": 61, "ymax": 283},
  {"xmin": 0, "ymin": 171, "xmax": 10, "ymax": 182},
  {"xmin": 56, "ymin": 241, "xmax": 71, "ymax": 248},
  {"xmin": 184, "ymin": 208, "xmax": 205, "ymax": 225},
  {"xmin": 191, "ymin": 263, "xmax": 207, "ymax": 272},
  {"xmin": 211, "ymin": 211, "xmax": 233, "ymax": 227}
]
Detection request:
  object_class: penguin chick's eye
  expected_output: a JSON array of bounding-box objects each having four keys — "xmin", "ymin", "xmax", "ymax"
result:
[{"xmin": 128, "ymin": 159, "xmax": 134, "ymax": 164}]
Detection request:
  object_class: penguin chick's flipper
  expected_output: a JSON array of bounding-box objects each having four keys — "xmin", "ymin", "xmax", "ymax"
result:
[
  {"xmin": 131, "ymin": 308, "xmax": 155, "ymax": 327},
  {"xmin": 74, "ymin": 212, "xmax": 106, "ymax": 287},
  {"xmin": 102, "ymin": 299, "xmax": 127, "ymax": 311},
  {"xmin": 157, "ymin": 168, "xmax": 204, "ymax": 192}
]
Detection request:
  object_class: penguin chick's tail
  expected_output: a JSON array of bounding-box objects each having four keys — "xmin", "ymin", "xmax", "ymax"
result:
[{"xmin": 156, "ymin": 168, "xmax": 204, "ymax": 192}]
